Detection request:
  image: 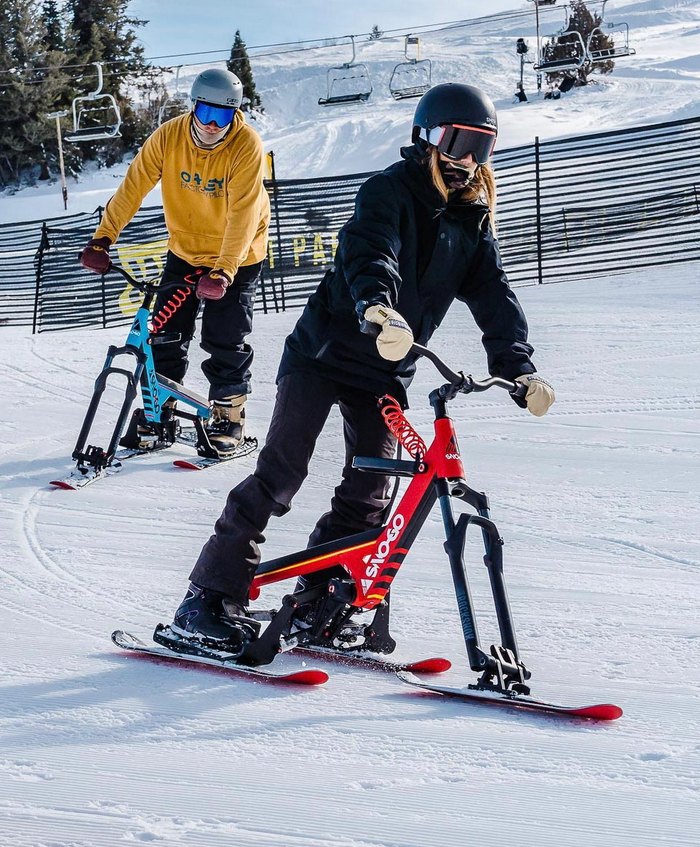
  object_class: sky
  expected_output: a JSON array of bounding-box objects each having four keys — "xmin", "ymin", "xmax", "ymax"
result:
[{"xmin": 126, "ymin": 0, "xmax": 523, "ymax": 65}]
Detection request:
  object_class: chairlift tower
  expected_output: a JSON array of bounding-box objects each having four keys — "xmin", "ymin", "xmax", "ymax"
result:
[{"xmin": 46, "ymin": 110, "xmax": 69, "ymax": 210}]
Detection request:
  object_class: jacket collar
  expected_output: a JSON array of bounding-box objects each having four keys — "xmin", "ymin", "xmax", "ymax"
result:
[{"xmin": 397, "ymin": 143, "xmax": 490, "ymax": 222}]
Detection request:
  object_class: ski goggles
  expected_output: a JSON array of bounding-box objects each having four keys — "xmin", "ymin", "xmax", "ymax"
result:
[
  {"xmin": 193, "ymin": 100, "xmax": 236, "ymax": 128},
  {"xmin": 425, "ymin": 123, "xmax": 497, "ymax": 165}
]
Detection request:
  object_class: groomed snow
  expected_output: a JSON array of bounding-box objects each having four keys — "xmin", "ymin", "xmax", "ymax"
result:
[{"xmin": 0, "ymin": 1, "xmax": 699, "ymax": 844}]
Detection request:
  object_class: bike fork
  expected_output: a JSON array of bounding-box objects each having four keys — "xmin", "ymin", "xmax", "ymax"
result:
[{"xmin": 437, "ymin": 478, "xmax": 530, "ymax": 693}]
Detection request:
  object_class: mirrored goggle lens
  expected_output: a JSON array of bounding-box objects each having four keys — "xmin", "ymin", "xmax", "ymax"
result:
[
  {"xmin": 427, "ymin": 124, "xmax": 497, "ymax": 164},
  {"xmin": 194, "ymin": 101, "xmax": 236, "ymax": 128}
]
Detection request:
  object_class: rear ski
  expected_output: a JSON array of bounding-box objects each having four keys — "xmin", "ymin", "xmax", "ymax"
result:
[
  {"xmin": 111, "ymin": 628, "xmax": 328, "ymax": 685},
  {"xmin": 293, "ymin": 646, "xmax": 451, "ymax": 674},
  {"xmin": 173, "ymin": 436, "xmax": 258, "ymax": 469},
  {"xmin": 397, "ymin": 672, "xmax": 623, "ymax": 721}
]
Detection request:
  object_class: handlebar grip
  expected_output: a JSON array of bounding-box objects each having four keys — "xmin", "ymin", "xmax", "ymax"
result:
[{"xmin": 360, "ymin": 319, "xmax": 381, "ymax": 338}]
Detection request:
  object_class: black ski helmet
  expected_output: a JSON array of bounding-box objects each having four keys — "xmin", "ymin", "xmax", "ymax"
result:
[{"xmin": 412, "ymin": 83, "xmax": 498, "ymax": 162}]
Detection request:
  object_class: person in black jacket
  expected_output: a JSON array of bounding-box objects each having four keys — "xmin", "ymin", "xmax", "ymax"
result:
[{"xmin": 168, "ymin": 83, "xmax": 556, "ymax": 652}]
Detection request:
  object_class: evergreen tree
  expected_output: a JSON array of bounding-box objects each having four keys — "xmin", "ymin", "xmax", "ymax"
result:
[
  {"xmin": 42, "ymin": 0, "xmax": 63, "ymax": 52},
  {"xmin": 369, "ymin": 25, "xmax": 383, "ymax": 41},
  {"xmin": 541, "ymin": 0, "xmax": 615, "ymax": 87},
  {"xmin": 227, "ymin": 31, "xmax": 262, "ymax": 113},
  {"xmin": 65, "ymin": 0, "xmax": 156, "ymax": 162},
  {"xmin": 0, "ymin": 0, "xmax": 71, "ymax": 186}
]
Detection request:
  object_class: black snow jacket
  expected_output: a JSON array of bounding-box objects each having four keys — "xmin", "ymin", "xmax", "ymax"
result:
[{"xmin": 279, "ymin": 144, "xmax": 536, "ymax": 405}]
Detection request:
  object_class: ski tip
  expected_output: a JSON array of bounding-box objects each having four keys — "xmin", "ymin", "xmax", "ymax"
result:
[
  {"xmin": 403, "ymin": 657, "xmax": 452, "ymax": 674},
  {"xmin": 49, "ymin": 480, "xmax": 77, "ymax": 489},
  {"xmin": 570, "ymin": 703, "xmax": 624, "ymax": 721},
  {"xmin": 283, "ymin": 669, "xmax": 329, "ymax": 686},
  {"xmin": 173, "ymin": 459, "xmax": 202, "ymax": 470}
]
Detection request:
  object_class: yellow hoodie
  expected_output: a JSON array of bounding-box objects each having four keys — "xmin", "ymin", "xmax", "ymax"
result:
[{"xmin": 94, "ymin": 112, "xmax": 270, "ymax": 277}]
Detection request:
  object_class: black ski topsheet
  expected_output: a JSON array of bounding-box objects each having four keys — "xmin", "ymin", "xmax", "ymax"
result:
[
  {"xmin": 397, "ymin": 671, "xmax": 623, "ymax": 721},
  {"xmin": 111, "ymin": 630, "xmax": 328, "ymax": 685}
]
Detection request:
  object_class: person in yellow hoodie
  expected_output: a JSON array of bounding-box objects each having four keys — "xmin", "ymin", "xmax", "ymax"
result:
[{"xmin": 79, "ymin": 68, "xmax": 270, "ymax": 455}]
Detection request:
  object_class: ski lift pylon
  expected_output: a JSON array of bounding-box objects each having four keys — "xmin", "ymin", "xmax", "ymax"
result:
[
  {"xmin": 64, "ymin": 62, "xmax": 122, "ymax": 143},
  {"xmin": 158, "ymin": 66, "xmax": 190, "ymax": 126},
  {"xmin": 389, "ymin": 35, "xmax": 432, "ymax": 100},
  {"xmin": 318, "ymin": 35, "xmax": 372, "ymax": 106}
]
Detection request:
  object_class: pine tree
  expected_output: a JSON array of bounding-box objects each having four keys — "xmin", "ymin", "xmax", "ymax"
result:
[
  {"xmin": 65, "ymin": 0, "xmax": 155, "ymax": 162},
  {"xmin": 227, "ymin": 31, "xmax": 262, "ymax": 113},
  {"xmin": 0, "ymin": 0, "xmax": 72, "ymax": 187},
  {"xmin": 541, "ymin": 0, "xmax": 615, "ymax": 87},
  {"xmin": 369, "ymin": 25, "xmax": 383, "ymax": 41}
]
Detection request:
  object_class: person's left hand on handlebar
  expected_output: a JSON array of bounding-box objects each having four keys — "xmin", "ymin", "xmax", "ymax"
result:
[
  {"xmin": 363, "ymin": 304, "xmax": 414, "ymax": 361},
  {"xmin": 80, "ymin": 237, "xmax": 112, "ymax": 274},
  {"xmin": 196, "ymin": 270, "xmax": 232, "ymax": 301},
  {"xmin": 514, "ymin": 374, "xmax": 556, "ymax": 416}
]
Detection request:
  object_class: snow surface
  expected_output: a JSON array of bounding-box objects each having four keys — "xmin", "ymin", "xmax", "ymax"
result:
[{"xmin": 1, "ymin": 1, "xmax": 699, "ymax": 844}]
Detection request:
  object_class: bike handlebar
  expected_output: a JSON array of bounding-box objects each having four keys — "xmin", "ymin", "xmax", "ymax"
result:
[{"xmin": 360, "ymin": 320, "xmax": 527, "ymax": 401}]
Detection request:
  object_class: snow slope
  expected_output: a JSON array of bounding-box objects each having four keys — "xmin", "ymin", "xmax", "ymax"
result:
[
  {"xmin": 1, "ymin": 262, "xmax": 698, "ymax": 846},
  {"xmin": 1, "ymin": 1, "xmax": 699, "ymax": 844}
]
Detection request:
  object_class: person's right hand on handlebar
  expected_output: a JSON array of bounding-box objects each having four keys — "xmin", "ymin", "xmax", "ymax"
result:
[
  {"xmin": 80, "ymin": 237, "xmax": 112, "ymax": 274},
  {"xmin": 514, "ymin": 374, "xmax": 556, "ymax": 416},
  {"xmin": 363, "ymin": 304, "xmax": 414, "ymax": 361}
]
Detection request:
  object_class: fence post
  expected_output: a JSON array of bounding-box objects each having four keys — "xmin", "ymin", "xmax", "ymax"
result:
[
  {"xmin": 561, "ymin": 208, "xmax": 569, "ymax": 252},
  {"xmin": 694, "ymin": 183, "xmax": 699, "ymax": 213},
  {"xmin": 32, "ymin": 223, "xmax": 49, "ymax": 335},
  {"xmin": 534, "ymin": 136, "xmax": 543, "ymax": 285},
  {"xmin": 269, "ymin": 152, "xmax": 286, "ymax": 312}
]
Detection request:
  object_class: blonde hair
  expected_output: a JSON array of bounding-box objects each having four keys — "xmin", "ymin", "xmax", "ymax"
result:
[{"xmin": 427, "ymin": 146, "xmax": 497, "ymax": 232}]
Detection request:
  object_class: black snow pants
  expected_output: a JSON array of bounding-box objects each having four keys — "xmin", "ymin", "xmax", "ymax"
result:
[
  {"xmin": 152, "ymin": 251, "xmax": 262, "ymax": 400},
  {"xmin": 189, "ymin": 369, "xmax": 398, "ymax": 605}
]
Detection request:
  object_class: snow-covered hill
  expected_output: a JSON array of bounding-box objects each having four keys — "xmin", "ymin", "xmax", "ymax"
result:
[{"xmin": 1, "ymin": 0, "xmax": 699, "ymax": 221}]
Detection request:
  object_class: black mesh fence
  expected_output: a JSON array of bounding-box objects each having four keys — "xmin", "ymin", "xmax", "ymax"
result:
[{"xmin": 1, "ymin": 114, "xmax": 698, "ymax": 332}]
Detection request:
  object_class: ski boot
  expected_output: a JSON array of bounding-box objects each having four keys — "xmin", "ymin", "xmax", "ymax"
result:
[
  {"xmin": 206, "ymin": 395, "xmax": 246, "ymax": 456},
  {"xmin": 169, "ymin": 583, "xmax": 260, "ymax": 657},
  {"xmin": 120, "ymin": 400, "xmax": 180, "ymax": 450}
]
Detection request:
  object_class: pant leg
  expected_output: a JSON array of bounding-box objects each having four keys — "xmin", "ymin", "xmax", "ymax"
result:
[
  {"xmin": 200, "ymin": 262, "xmax": 262, "ymax": 401},
  {"xmin": 307, "ymin": 388, "xmax": 397, "ymax": 548},
  {"xmin": 151, "ymin": 256, "xmax": 202, "ymax": 384},
  {"xmin": 189, "ymin": 370, "xmax": 338, "ymax": 604}
]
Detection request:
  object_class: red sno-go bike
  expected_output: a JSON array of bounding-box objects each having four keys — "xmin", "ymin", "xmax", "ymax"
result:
[{"xmin": 116, "ymin": 330, "xmax": 622, "ymax": 720}]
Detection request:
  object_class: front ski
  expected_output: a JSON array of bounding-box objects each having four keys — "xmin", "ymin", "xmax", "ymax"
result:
[
  {"xmin": 112, "ymin": 629, "xmax": 328, "ymax": 685},
  {"xmin": 173, "ymin": 435, "xmax": 258, "ymax": 470},
  {"xmin": 397, "ymin": 672, "xmax": 623, "ymax": 721},
  {"xmin": 293, "ymin": 645, "xmax": 451, "ymax": 675},
  {"xmin": 49, "ymin": 445, "xmax": 162, "ymax": 490}
]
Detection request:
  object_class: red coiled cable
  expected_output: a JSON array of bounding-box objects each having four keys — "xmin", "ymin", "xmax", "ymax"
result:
[
  {"xmin": 379, "ymin": 395, "xmax": 427, "ymax": 459},
  {"xmin": 150, "ymin": 287, "xmax": 192, "ymax": 333}
]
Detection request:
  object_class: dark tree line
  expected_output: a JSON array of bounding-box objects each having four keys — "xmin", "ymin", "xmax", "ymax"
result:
[{"xmin": 0, "ymin": 1, "xmax": 263, "ymax": 188}]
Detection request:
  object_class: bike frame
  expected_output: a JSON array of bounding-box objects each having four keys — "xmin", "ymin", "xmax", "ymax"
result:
[
  {"xmin": 246, "ymin": 348, "xmax": 531, "ymax": 693},
  {"xmin": 72, "ymin": 265, "xmax": 214, "ymax": 472}
]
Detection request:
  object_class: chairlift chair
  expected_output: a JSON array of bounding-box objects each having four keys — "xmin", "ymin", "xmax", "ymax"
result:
[
  {"xmin": 319, "ymin": 35, "xmax": 373, "ymax": 106},
  {"xmin": 64, "ymin": 62, "xmax": 122, "ymax": 143},
  {"xmin": 389, "ymin": 35, "xmax": 432, "ymax": 100},
  {"xmin": 534, "ymin": 29, "xmax": 587, "ymax": 72},
  {"xmin": 587, "ymin": 21, "xmax": 636, "ymax": 63},
  {"xmin": 158, "ymin": 66, "xmax": 190, "ymax": 126}
]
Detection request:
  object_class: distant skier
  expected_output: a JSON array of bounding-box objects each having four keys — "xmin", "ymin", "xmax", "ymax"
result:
[
  {"xmin": 167, "ymin": 83, "xmax": 556, "ymax": 651},
  {"xmin": 79, "ymin": 68, "xmax": 270, "ymax": 456}
]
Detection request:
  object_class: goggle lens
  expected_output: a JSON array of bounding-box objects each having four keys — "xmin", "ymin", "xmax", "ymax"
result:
[
  {"xmin": 427, "ymin": 124, "xmax": 497, "ymax": 164},
  {"xmin": 194, "ymin": 101, "xmax": 236, "ymax": 128}
]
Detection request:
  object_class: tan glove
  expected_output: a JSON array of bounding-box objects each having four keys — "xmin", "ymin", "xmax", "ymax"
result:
[
  {"xmin": 363, "ymin": 304, "xmax": 414, "ymax": 361},
  {"xmin": 515, "ymin": 374, "xmax": 555, "ymax": 416}
]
